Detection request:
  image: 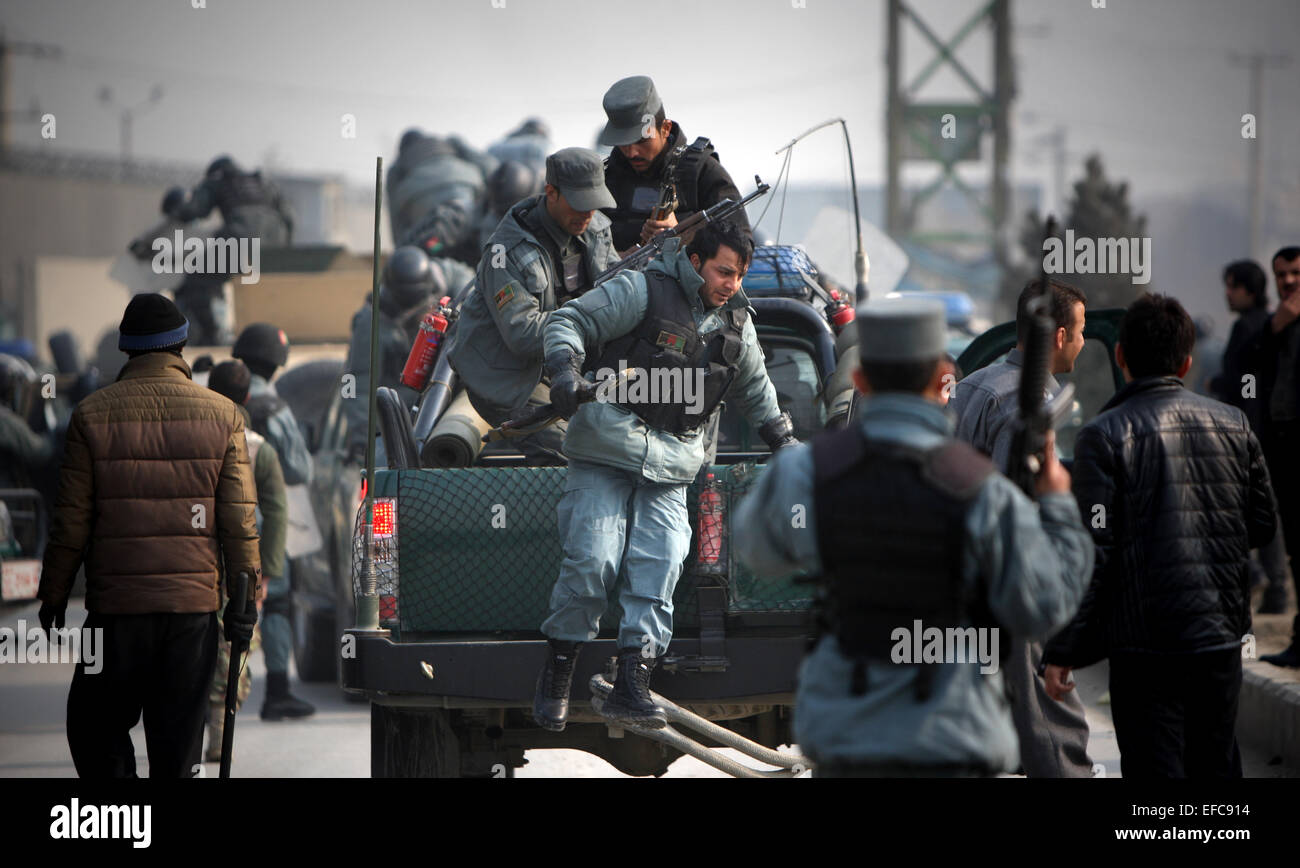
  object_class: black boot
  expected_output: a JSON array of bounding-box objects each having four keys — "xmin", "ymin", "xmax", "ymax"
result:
[
  {"xmin": 1258, "ymin": 584, "xmax": 1288, "ymax": 615},
  {"xmin": 260, "ymin": 671, "xmax": 316, "ymax": 720},
  {"xmin": 533, "ymin": 639, "xmax": 582, "ymax": 731},
  {"xmin": 1260, "ymin": 641, "xmax": 1300, "ymax": 668},
  {"xmin": 598, "ymin": 647, "xmax": 667, "ymax": 729}
]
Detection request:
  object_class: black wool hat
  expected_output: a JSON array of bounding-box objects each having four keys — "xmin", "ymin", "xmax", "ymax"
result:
[
  {"xmin": 208, "ymin": 359, "xmax": 251, "ymax": 405},
  {"xmin": 118, "ymin": 293, "xmax": 189, "ymax": 352}
]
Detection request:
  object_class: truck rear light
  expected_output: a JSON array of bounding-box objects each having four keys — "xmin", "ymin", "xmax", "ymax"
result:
[
  {"xmin": 379, "ymin": 594, "xmax": 398, "ymax": 622},
  {"xmin": 372, "ymin": 498, "xmax": 396, "ymax": 538}
]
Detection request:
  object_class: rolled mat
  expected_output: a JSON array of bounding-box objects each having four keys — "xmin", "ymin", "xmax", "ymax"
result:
[{"xmin": 421, "ymin": 389, "xmax": 492, "ymax": 467}]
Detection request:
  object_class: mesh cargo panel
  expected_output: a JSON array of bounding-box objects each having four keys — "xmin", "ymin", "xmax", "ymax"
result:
[{"xmin": 353, "ymin": 463, "xmax": 812, "ymax": 635}]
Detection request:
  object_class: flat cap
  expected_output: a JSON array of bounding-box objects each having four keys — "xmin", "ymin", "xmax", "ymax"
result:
[
  {"xmin": 856, "ymin": 297, "xmax": 948, "ymax": 363},
  {"xmin": 544, "ymin": 147, "xmax": 616, "ymax": 211},
  {"xmin": 598, "ymin": 75, "xmax": 663, "ymax": 147}
]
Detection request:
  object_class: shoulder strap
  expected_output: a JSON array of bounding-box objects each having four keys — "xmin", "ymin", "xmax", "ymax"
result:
[
  {"xmin": 245, "ymin": 392, "xmax": 285, "ymax": 436},
  {"xmin": 811, "ymin": 425, "xmax": 867, "ymax": 485},
  {"xmin": 923, "ymin": 439, "xmax": 996, "ymax": 501},
  {"xmin": 678, "ymin": 136, "xmax": 716, "ymax": 182}
]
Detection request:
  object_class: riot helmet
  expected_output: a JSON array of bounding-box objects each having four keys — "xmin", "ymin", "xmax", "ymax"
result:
[
  {"xmin": 206, "ymin": 155, "xmax": 237, "ymax": 178},
  {"xmin": 487, "ymin": 160, "xmax": 539, "ymax": 215},
  {"xmin": 232, "ymin": 322, "xmax": 290, "ymax": 378},
  {"xmin": 380, "ymin": 246, "xmax": 437, "ymax": 314}
]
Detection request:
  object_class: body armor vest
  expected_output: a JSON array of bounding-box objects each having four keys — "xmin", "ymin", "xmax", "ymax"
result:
[
  {"xmin": 811, "ymin": 425, "xmax": 1000, "ymax": 700},
  {"xmin": 604, "ymin": 135, "xmax": 713, "ymax": 252},
  {"xmin": 584, "ymin": 269, "xmax": 746, "ymax": 435}
]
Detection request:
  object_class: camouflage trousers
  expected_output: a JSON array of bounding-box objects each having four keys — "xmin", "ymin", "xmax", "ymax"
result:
[{"xmin": 208, "ymin": 611, "xmax": 263, "ymax": 712}]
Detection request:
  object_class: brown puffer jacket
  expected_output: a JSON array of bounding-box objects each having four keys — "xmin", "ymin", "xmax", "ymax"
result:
[{"xmin": 38, "ymin": 352, "xmax": 262, "ymax": 614}]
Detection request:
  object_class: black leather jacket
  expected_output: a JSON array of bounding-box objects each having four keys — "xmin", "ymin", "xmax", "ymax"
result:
[{"xmin": 1044, "ymin": 377, "xmax": 1275, "ymax": 666}]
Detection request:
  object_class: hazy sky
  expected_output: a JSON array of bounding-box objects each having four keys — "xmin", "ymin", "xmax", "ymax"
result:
[{"xmin": 7, "ymin": 0, "xmax": 1298, "ymax": 208}]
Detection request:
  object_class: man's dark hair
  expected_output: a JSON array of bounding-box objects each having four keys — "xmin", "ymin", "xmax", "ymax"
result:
[
  {"xmin": 686, "ymin": 221, "xmax": 752, "ymax": 269},
  {"xmin": 1118, "ymin": 293, "xmax": 1195, "ymax": 378},
  {"xmin": 1272, "ymin": 246, "xmax": 1300, "ymax": 267},
  {"xmin": 1223, "ymin": 259, "xmax": 1268, "ymax": 308},
  {"xmin": 860, "ymin": 357, "xmax": 942, "ymax": 394},
  {"xmin": 654, "ymin": 106, "xmax": 666, "ymax": 130},
  {"xmin": 1015, "ymin": 278, "xmax": 1087, "ymax": 344}
]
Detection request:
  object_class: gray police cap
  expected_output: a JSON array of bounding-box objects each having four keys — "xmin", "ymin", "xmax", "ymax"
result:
[
  {"xmin": 856, "ymin": 297, "xmax": 948, "ymax": 363},
  {"xmin": 598, "ymin": 75, "xmax": 663, "ymax": 147},
  {"xmin": 544, "ymin": 147, "xmax": 617, "ymax": 211}
]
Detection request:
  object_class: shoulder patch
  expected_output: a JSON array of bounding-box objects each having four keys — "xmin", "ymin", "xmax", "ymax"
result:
[{"xmin": 495, "ymin": 282, "xmax": 518, "ymax": 310}]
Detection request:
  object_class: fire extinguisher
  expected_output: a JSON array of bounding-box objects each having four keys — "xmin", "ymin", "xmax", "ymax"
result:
[
  {"xmin": 826, "ymin": 288, "xmax": 856, "ymax": 335},
  {"xmin": 400, "ymin": 296, "xmax": 452, "ymax": 391},
  {"xmin": 697, "ymin": 472, "xmax": 725, "ymax": 574}
]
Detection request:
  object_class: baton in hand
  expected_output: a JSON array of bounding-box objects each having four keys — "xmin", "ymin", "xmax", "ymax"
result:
[
  {"xmin": 219, "ymin": 570, "xmax": 251, "ymax": 779},
  {"xmin": 483, "ymin": 368, "xmax": 638, "ymax": 442}
]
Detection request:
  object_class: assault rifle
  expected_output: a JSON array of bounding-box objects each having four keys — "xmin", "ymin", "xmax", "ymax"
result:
[
  {"xmin": 650, "ymin": 145, "xmax": 686, "ymax": 221},
  {"xmin": 593, "ymin": 176, "xmax": 770, "ymax": 286},
  {"xmin": 1007, "ymin": 215, "xmax": 1076, "ymax": 496}
]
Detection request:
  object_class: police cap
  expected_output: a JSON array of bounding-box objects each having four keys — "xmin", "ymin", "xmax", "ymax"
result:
[
  {"xmin": 544, "ymin": 148, "xmax": 616, "ymax": 211},
  {"xmin": 597, "ymin": 76, "xmax": 663, "ymax": 147},
  {"xmin": 856, "ymin": 297, "xmax": 948, "ymax": 363}
]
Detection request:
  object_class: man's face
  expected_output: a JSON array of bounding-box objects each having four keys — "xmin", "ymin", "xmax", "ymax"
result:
[
  {"xmin": 1224, "ymin": 277, "xmax": 1254, "ymax": 313},
  {"xmin": 1274, "ymin": 255, "xmax": 1300, "ymax": 303},
  {"xmin": 545, "ymin": 186, "xmax": 594, "ymax": 236},
  {"xmin": 692, "ymin": 245, "xmax": 747, "ymax": 309},
  {"xmin": 616, "ymin": 120, "xmax": 672, "ymax": 175},
  {"xmin": 1051, "ymin": 301, "xmax": 1086, "ymax": 374}
]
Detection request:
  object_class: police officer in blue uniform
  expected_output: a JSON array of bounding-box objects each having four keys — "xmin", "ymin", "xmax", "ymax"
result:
[
  {"xmin": 734, "ymin": 298, "xmax": 1094, "ymax": 776},
  {"xmin": 448, "ymin": 147, "xmax": 620, "ymax": 465},
  {"xmin": 531, "ymin": 221, "xmax": 795, "ymax": 731}
]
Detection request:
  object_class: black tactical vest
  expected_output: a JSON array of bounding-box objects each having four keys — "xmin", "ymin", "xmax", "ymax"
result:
[
  {"xmin": 603, "ymin": 135, "xmax": 714, "ymax": 252},
  {"xmin": 811, "ymin": 425, "xmax": 1000, "ymax": 699},
  {"xmin": 584, "ymin": 269, "xmax": 747, "ymax": 435}
]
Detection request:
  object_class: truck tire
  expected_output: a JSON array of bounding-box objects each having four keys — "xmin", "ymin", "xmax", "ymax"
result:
[{"xmin": 371, "ymin": 705, "xmax": 461, "ymax": 778}]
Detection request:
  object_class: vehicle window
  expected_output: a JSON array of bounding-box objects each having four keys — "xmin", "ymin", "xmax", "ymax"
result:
[{"xmin": 717, "ymin": 344, "xmax": 825, "ymax": 452}]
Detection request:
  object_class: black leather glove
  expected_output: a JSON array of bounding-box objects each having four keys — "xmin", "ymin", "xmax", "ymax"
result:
[
  {"xmin": 222, "ymin": 594, "xmax": 257, "ymax": 645},
  {"xmin": 39, "ymin": 601, "xmax": 66, "ymax": 641},
  {"xmin": 759, "ymin": 411, "xmax": 799, "ymax": 451},
  {"xmin": 546, "ymin": 351, "xmax": 595, "ymax": 421}
]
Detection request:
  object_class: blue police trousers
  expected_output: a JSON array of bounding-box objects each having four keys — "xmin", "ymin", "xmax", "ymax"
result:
[{"xmin": 541, "ymin": 459, "xmax": 691, "ymax": 653}]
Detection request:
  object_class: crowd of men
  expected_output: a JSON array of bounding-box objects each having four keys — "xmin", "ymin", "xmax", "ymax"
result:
[{"xmin": 12, "ymin": 70, "xmax": 1298, "ymax": 777}]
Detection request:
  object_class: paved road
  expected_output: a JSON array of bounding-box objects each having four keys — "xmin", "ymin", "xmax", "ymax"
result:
[{"xmin": 1, "ymin": 599, "xmax": 1294, "ymax": 778}]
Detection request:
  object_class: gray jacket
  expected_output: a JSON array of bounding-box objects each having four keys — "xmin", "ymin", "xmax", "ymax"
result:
[
  {"xmin": 950, "ymin": 348, "xmax": 1059, "ymax": 473},
  {"xmin": 449, "ymin": 194, "xmax": 618, "ymax": 413},
  {"xmin": 544, "ymin": 245, "xmax": 781, "ymax": 484}
]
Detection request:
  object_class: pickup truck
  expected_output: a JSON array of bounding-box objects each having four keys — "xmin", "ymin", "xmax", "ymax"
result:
[
  {"xmin": 331, "ymin": 249, "xmax": 1127, "ymax": 777},
  {"xmin": 340, "ymin": 245, "xmax": 859, "ymax": 777}
]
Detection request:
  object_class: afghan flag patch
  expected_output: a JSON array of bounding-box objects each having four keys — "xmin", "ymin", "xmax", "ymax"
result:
[
  {"xmin": 656, "ymin": 330, "xmax": 687, "ymax": 351},
  {"xmin": 495, "ymin": 282, "xmax": 517, "ymax": 310}
]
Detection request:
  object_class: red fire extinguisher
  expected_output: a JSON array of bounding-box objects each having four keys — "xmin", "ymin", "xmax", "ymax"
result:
[
  {"xmin": 697, "ymin": 472, "xmax": 724, "ymax": 572},
  {"xmin": 400, "ymin": 296, "xmax": 452, "ymax": 390},
  {"xmin": 826, "ymin": 288, "xmax": 855, "ymax": 334}
]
